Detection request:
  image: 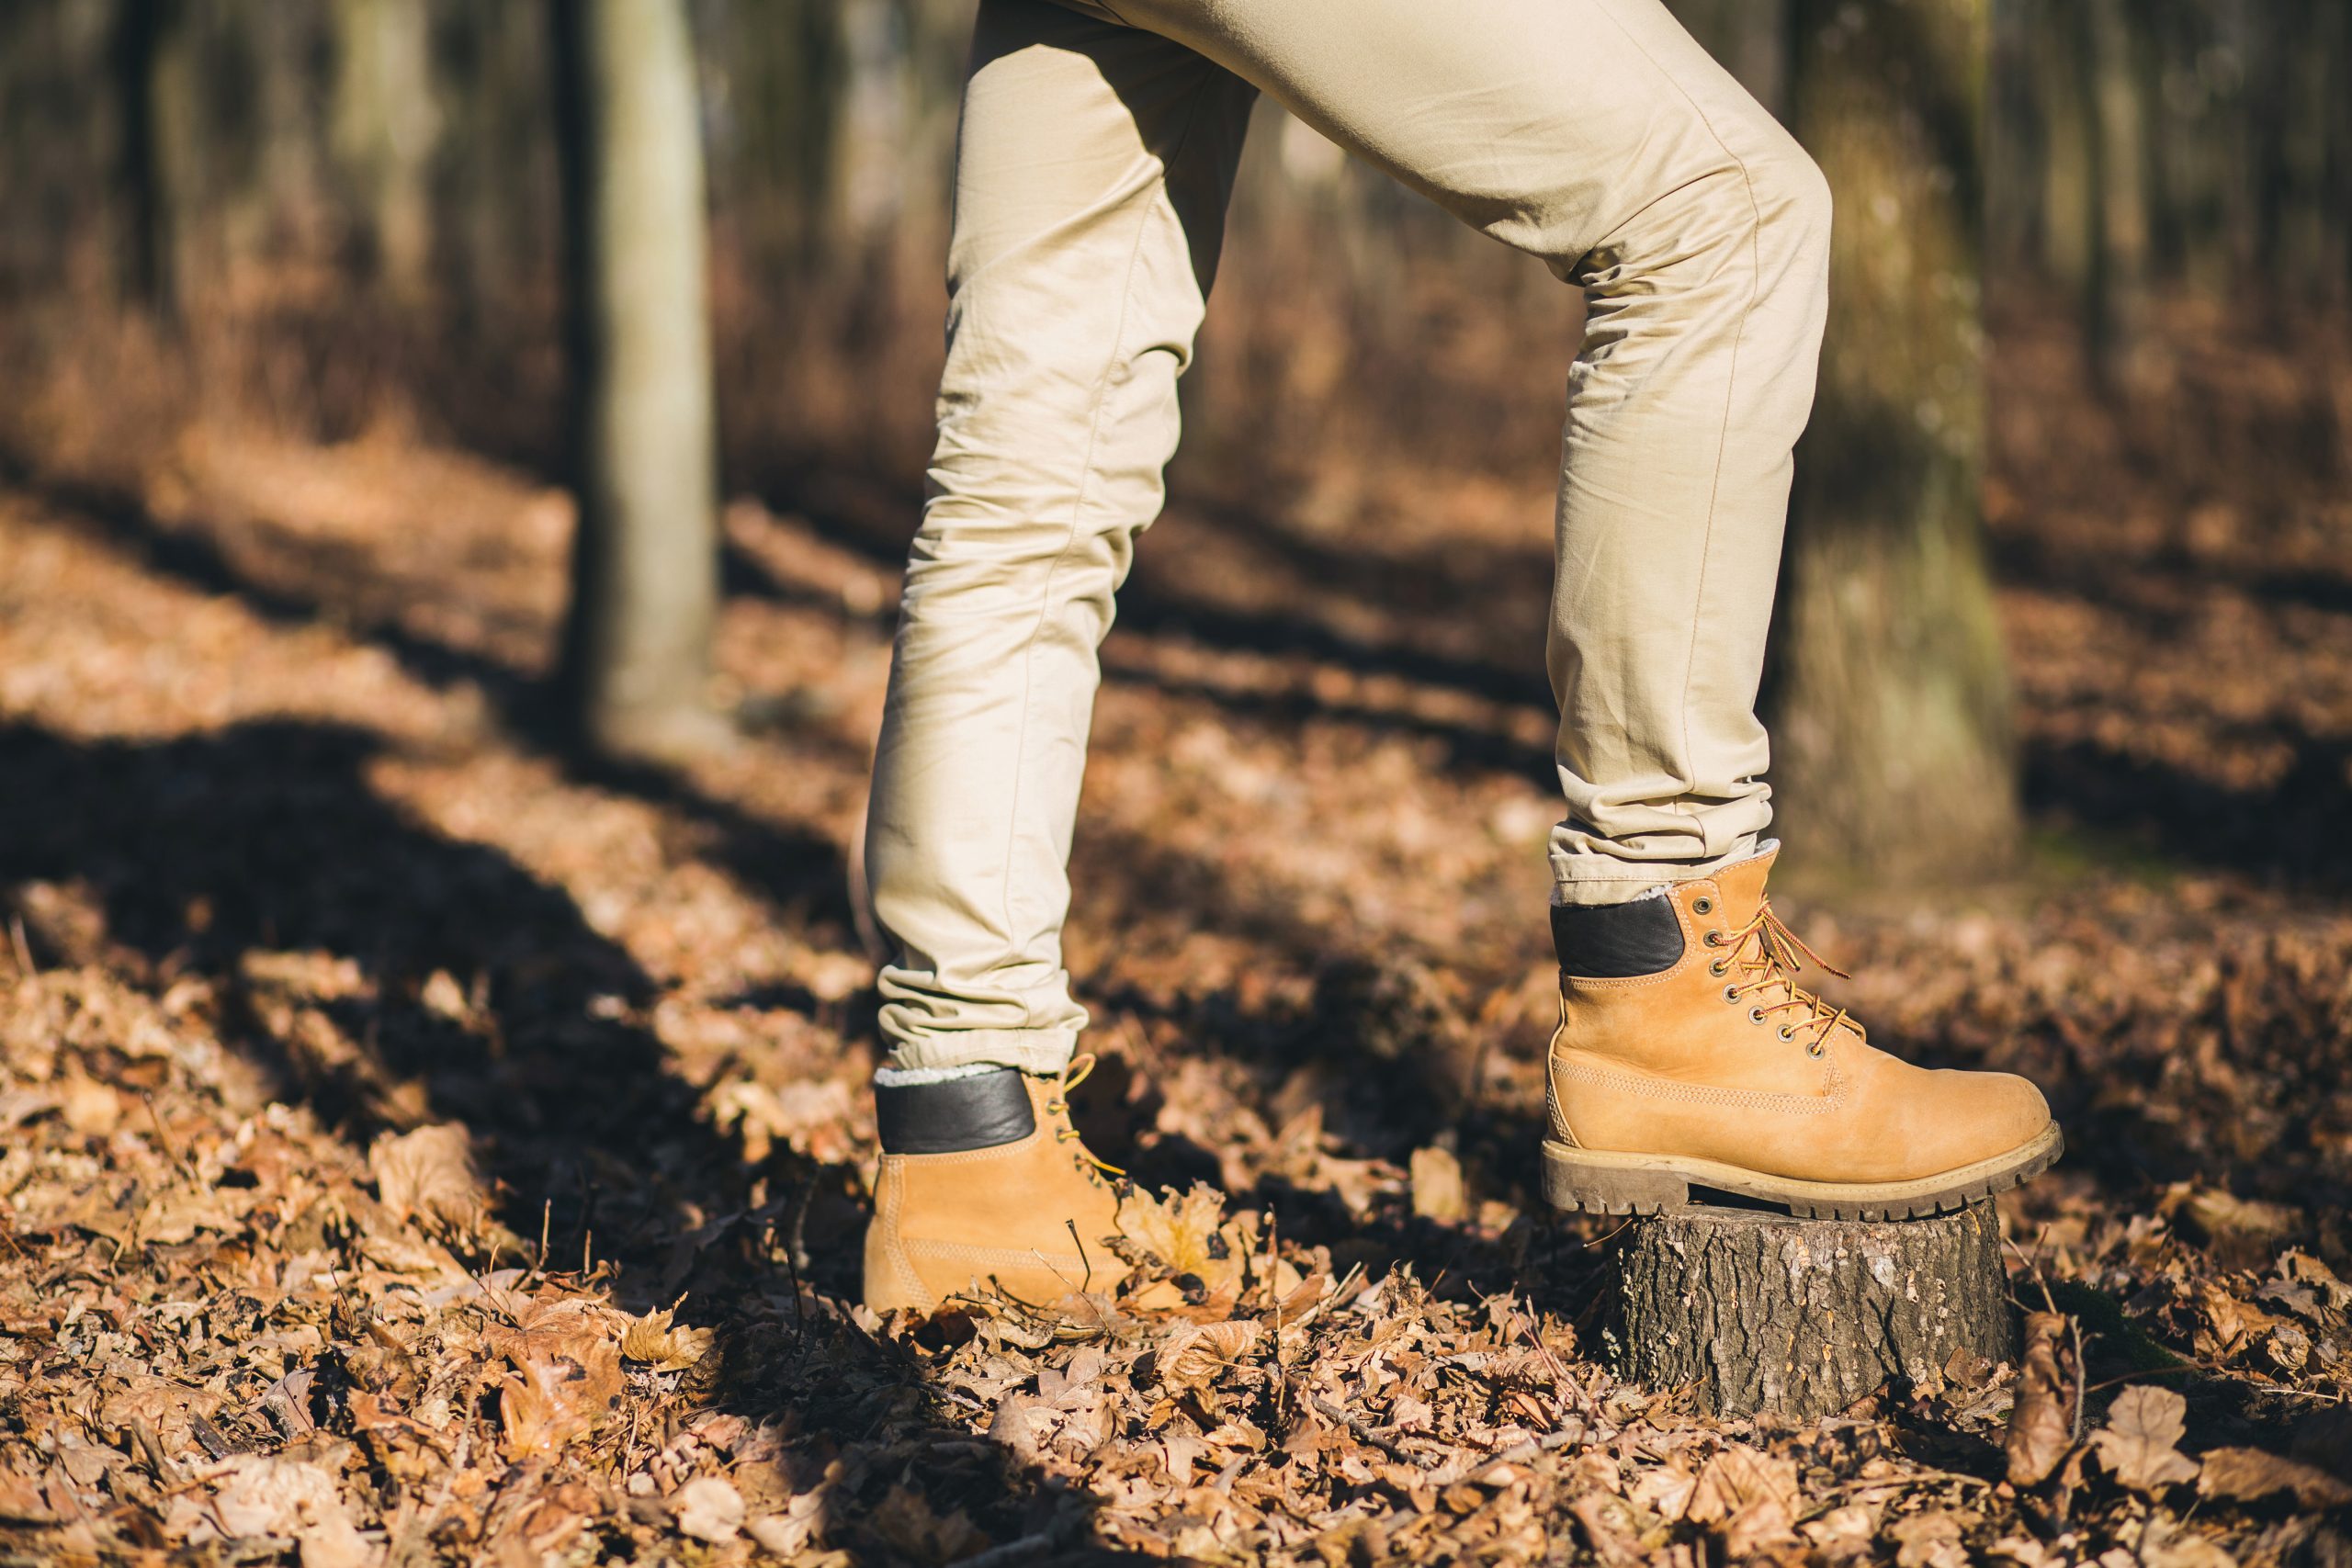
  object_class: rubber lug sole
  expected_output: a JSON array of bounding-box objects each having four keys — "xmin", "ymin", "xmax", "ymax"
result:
[{"xmin": 1540, "ymin": 1122, "xmax": 2064, "ymax": 1222}]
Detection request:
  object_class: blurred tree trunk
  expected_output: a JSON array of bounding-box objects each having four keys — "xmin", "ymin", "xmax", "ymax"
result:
[
  {"xmin": 1765, "ymin": 0, "xmax": 2018, "ymax": 880},
  {"xmin": 331, "ymin": 0, "xmax": 439, "ymax": 305},
  {"xmin": 2081, "ymin": 0, "xmax": 2152, "ymax": 393},
  {"xmin": 114, "ymin": 0, "xmax": 187, "ymax": 321},
  {"xmin": 550, "ymin": 0, "xmax": 727, "ymax": 761},
  {"xmin": 2030, "ymin": 0, "xmax": 2090, "ymax": 299}
]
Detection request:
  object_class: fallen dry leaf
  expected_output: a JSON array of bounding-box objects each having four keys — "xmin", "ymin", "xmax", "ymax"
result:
[
  {"xmin": 1118, "ymin": 1181, "xmax": 1235, "ymax": 1283},
  {"xmin": 201, "ymin": 1455, "xmax": 375, "ymax": 1568},
  {"xmin": 2006, "ymin": 1310, "xmax": 2080, "ymax": 1486},
  {"xmin": 2092, "ymin": 1385, "xmax": 2202, "ymax": 1495},
  {"xmin": 1887, "ymin": 1508, "xmax": 1970, "ymax": 1568},
  {"xmin": 1686, "ymin": 1445, "xmax": 1800, "ymax": 1553},
  {"xmin": 2196, "ymin": 1446, "xmax": 2352, "ymax": 1509},
  {"xmin": 1685, "ymin": 1446, "xmax": 1799, "ymax": 1524},
  {"xmin": 1408, "ymin": 1145, "xmax": 1467, "ymax": 1224},
  {"xmin": 368, "ymin": 1123, "xmax": 488, "ymax": 1239},
  {"xmin": 58, "ymin": 1068, "xmax": 120, "ymax": 1135},
  {"xmin": 2132, "ymin": 1515, "xmax": 2241, "ymax": 1568},
  {"xmin": 1154, "ymin": 1319, "xmax": 1261, "ymax": 1398},
  {"xmin": 674, "ymin": 1475, "xmax": 746, "ymax": 1543},
  {"xmin": 492, "ymin": 1300, "xmax": 626, "ymax": 1461},
  {"xmin": 620, "ymin": 1303, "xmax": 713, "ymax": 1370}
]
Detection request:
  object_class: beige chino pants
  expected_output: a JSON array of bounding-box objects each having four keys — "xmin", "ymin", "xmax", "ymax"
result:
[{"xmin": 865, "ymin": 0, "xmax": 1832, "ymax": 1074}]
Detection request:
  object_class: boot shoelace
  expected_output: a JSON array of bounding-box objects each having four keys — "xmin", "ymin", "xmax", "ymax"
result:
[
  {"xmin": 1046, "ymin": 1052, "xmax": 1126, "ymax": 1182},
  {"xmin": 1702, "ymin": 898, "xmax": 1865, "ymax": 1057}
]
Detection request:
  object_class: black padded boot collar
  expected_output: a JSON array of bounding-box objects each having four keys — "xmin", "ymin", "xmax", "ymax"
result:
[
  {"xmin": 1550, "ymin": 893, "xmax": 1685, "ymax": 978},
  {"xmin": 875, "ymin": 1067, "xmax": 1037, "ymax": 1154}
]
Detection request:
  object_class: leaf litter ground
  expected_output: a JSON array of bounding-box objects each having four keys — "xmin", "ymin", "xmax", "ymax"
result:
[{"xmin": 2, "ymin": 306, "xmax": 2351, "ymax": 1563}]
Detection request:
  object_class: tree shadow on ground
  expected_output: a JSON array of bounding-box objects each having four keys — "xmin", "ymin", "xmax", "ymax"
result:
[
  {"xmin": 2021, "ymin": 731, "xmax": 2352, "ymax": 899},
  {"xmin": 0, "ymin": 715, "xmax": 1159, "ymax": 1562},
  {"xmin": 0, "ymin": 450, "xmax": 863, "ymax": 943}
]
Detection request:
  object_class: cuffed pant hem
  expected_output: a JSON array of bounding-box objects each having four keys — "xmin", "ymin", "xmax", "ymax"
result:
[
  {"xmin": 1551, "ymin": 837, "xmax": 1776, "ymax": 907},
  {"xmin": 882, "ymin": 1028, "xmax": 1080, "ymax": 1077}
]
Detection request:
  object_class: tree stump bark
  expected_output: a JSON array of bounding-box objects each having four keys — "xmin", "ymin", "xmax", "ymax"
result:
[{"xmin": 1610, "ymin": 1201, "xmax": 2014, "ymax": 1419}]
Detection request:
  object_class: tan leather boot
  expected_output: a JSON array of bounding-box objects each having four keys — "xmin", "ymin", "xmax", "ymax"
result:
[
  {"xmin": 1544, "ymin": 847, "xmax": 2060, "ymax": 1220},
  {"xmin": 863, "ymin": 1055, "xmax": 1128, "ymax": 1316}
]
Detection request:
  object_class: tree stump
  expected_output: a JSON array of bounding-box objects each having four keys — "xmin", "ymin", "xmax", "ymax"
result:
[{"xmin": 1609, "ymin": 1201, "xmax": 2014, "ymax": 1418}]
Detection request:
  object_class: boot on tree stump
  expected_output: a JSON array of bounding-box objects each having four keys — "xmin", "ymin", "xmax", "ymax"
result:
[{"xmin": 1609, "ymin": 1200, "xmax": 2014, "ymax": 1419}]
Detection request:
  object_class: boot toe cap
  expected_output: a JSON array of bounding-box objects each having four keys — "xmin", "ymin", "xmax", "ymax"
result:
[{"xmin": 1931, "ymin": 1067, "xmax": 2054, "ymax": 1170}]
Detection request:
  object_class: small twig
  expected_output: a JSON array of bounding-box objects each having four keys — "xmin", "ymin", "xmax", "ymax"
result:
[
  {"xmin": 2081, "ymin": 1363, "xmax": 2212, "ymax": 1393},
  {"xmin": 2003, "ymin": 1229, "xmax": 2062, "ymax": 1318},
  {"xmin": 1514, "ymin": 1306, "xmax": 1590, "ymax": 1423},
  {"xmin": 1581, "ymin": 1214, "xmax": 1639, "ymax": 1251},
  {"xmin": 1066, "ymin": 1218, "xmax": 1092, "ymax": 1295},
  {"xmin": 1311, "ymin": 1394, "xmax": 1426, "ymax": 1468},
  {"xmin": 1461, "ymin": 1427, "xmax": 1582, "ymax": 1483},
  {"xmin": 187, "ymin": 1412, "xmax": 241, "ymax": 1461},
  {"xmin": 7, "ymin": 917, "xmax": 35, "ymax": 979},
  {"xmin": 128, "ymin": 1416, "xmax": 184, "ymax": 1486},
  {"xmin": 523, "ymin": 1199, "xmax": 551, "ymax": 1289},
  {"xmin": 2080, "ymin": 1362, "xmax": 2347, "ymax": 1404},
  {"xmin": 467, "ymin": 1267, "xmax": 520, "ymax": 1325},
  {"xmin": 779, "ymin": 1181, "xmax": 808, "ymax": 1340},
  {"xmin": 2068, "ymin": 1314, "xmax": 2088, "ymax": 1444}
]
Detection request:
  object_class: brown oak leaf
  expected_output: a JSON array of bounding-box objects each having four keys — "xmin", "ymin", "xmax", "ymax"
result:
[
  {"xmin": 2091, "ymin": 1384, "xmax": 2200, "ymax": 1495},
  {"xmin": 1153, "ymin": 1319, "xmax": 1261, "ymax": 1397}
]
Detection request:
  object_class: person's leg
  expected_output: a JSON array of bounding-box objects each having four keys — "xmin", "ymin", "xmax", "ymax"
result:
[
  {"xmin": 863, "ymin": 0, "xmax": 1255, "ymax": 1077},
  {"xmin": 1109, "ymin": 0, "xmax": 1825, "ymax": 904},
  {"xmin": 1103, "ymin": 0, "xmax": 2058, "ymax": 1212},
  {"xmin": 860, "ymin": 0, "xmax": 1256, "ymax": 1314}
]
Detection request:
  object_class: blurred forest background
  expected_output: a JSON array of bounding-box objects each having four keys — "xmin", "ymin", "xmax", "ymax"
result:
[
  {"xmin": 4, "ymin": 0, "xmax": 2349, "ymax": 874},
  {"xmin": 3, "ymin": 3, "xmax": 2352, "ymax": 1563}
]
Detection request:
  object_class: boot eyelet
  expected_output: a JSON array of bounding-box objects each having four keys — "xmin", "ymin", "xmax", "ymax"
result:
[
  {"xmin": 1692, "ymin": 896, "xmax": 1714, "ymax": 915},
  {"xmin": 1722, "ymin": 985, "xmax": 1741, "ymax": 1003},
  {"xmin": 1777, "ymin": 1025, "xmax": 1795, "ymax": 1042},
  {"xmin": 1703, "ymin": 931, "xmax": 1726, "ymax": 947},
  {"xmin": 1707, "ymin": 959, "xmax": 1727, "ymax": 976},
  {"xmin": 1806, "ymin": 1041, "xmax": 1826, "ymax": 1057},
  {"xmin": 1748, "ymin": 1007, "xmax": 1767, "ymax": 1025}
]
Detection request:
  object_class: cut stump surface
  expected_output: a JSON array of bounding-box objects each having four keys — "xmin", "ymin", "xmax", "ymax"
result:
[{"xmin": 1611, "ymin": 1200, "xmax": 2013, "ymax": 1418}]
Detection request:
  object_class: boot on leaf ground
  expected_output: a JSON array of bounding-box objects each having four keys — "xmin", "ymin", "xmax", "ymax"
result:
[{"xmin": 864, "ymin": 1055, "xmax": 1128, "ymax": 1315}]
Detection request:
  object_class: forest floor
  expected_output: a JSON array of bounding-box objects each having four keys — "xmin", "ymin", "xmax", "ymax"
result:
[{"xmin": 0, "ymin": 302, "xmax": 2350, "ymax": 1565}]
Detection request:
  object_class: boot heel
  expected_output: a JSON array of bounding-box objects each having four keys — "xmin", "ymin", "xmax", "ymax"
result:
[{"xmin": 1542, "ymin": 1142, "xmax": 1690, "ymax": 1215}]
